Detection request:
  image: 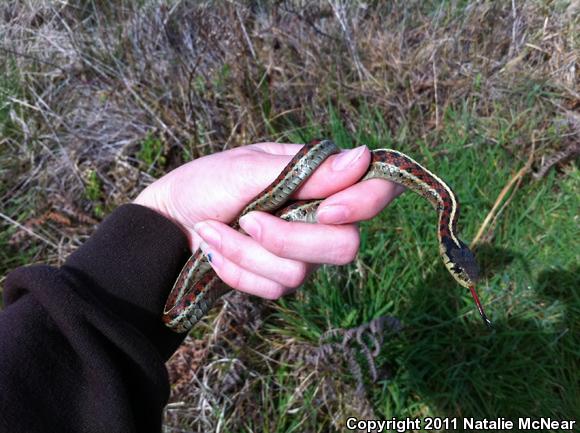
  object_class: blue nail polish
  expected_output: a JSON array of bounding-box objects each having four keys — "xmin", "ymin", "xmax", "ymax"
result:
[{"xmin": 206, "ymin": 253, "xmax": 213, "ymax": 263}]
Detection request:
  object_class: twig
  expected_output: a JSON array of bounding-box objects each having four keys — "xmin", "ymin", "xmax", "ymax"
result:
[
  {"xmin": 0, "ymin": 211, "xmax": 59, "ymax": 250},
  {"xmin": 432, "ymin": 59, "xmax": 439, "ymax": 130},
  {"xmin": 235, "ymin": 7, "xmax": 256, "ymax": 60},
  {"xmin": 471, "ymin": 140, "xmax": 535, "ymax": 247},
  {"xmin": 509, "ymin": 0, "xmax": 519, "ymax": 57},
  {"xmin": 327, "ymin": 0, "xmax": 369, "ymax": 82}
]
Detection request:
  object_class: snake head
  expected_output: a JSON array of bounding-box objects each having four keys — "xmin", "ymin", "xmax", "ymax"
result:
[
  {"xmin": 441, "ymin": 236, "xmax": 480, "ymax": 288},
  {"xmin": 442, "ymin": 236, "xmax": 492, "ymax": 328}
]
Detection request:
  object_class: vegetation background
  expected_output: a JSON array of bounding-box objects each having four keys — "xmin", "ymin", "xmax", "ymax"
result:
[{"xmin": 1, "ymin": 1, "xmax": 578, "ymax": 431}]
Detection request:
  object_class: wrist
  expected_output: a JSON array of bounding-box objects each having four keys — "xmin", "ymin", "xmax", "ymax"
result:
[{"xmin": 134, "ymin": 186, "xmax": 184, "ymax": 234}]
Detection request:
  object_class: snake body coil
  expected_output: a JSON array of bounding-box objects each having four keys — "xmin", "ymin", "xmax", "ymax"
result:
[{"xmin": 163, "ymin": 140, "xmax": 491, "ymax": 333}]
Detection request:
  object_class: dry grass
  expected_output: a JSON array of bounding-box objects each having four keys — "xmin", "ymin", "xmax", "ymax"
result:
[{"xmin": 1, "ymin": 0, "xmax": 578, "ymax": 431}]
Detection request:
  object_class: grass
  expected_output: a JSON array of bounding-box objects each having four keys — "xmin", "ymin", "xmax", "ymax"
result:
[
  {"xmin": 0, "ymin": 58, "xmax": 40, "ymax": 304},
  {"xmin": 268, "ymin": 115, "xmax": 579, "ymax": 427},
  {"xmin": 167, "ymin": 107, "xmax": 578, "ymax": 430},
  {"xmin": 1, "ymin": 0, "xmax": 578, "ymax": 431}
]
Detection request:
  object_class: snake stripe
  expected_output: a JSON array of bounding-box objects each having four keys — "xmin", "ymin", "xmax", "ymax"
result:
[
  {"xmin": 366, "ymin": 150, "xmax": 461, "ymax": 247},
  {"xmin": 163, "ymin": 140, "xmax": 492, "ymax": 332},
  {"xmin": 240, "ymin": 140, "xmax": 338, "ymax": 215}
]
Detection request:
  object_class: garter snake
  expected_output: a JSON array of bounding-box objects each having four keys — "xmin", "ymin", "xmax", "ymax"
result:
[{"xmin": 163, "ymin": 139, "xmax": 492, "ymax": 332}]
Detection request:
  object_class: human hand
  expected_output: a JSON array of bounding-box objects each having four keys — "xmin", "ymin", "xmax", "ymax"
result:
[{"xmin": 134, "ymin": 142, "xmax": 404, "ymax": 300}]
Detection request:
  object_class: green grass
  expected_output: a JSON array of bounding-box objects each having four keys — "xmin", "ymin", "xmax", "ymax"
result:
[
  {"xmin": 0, "ymin": 58, "xmax": 38, "ymax": 305},
  {"xmin": 0, "ymin": 58, "xmax": 17, "ymax": 131},
  {"xmin": 83, "ymin": 169, "xmax": 105, "ymax": 218},
  {"xmin": 137, "ymin": 131, "xmax": 166, "ymax": 175},
  {"xmin": 261, "ymin": 111, "xmax": 580, "ymax": 428}
]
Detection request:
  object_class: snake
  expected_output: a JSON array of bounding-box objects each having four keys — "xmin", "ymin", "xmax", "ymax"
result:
[{"xmin": 163, "ymin": 139, "xmax": 492, "ymax": 333}]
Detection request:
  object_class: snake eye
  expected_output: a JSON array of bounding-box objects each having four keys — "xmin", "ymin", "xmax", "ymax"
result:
[
  {"xmin": 441, "ymin": 236, "xmax": 480, "ymax": 282},
  {"xmin": 450, "ymin": 242, "xmax": 480, "ymax": 282}
]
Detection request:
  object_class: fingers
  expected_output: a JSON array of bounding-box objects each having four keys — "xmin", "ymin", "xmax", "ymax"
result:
[
  {"xmin": 316, "ymin": 178, "xmax": 406, "ymax": 224},
  {"xmin": 195, "ymin": 220, "xmax": 312, "ymax": 287},
  {"xmin": 193, "ymin": 215, "xmax": 358, "ymax": 299},
  {"xmin": 198, "ymin": 244, "xmax": 301, "ymax": 300},
  {"xmin": 239, "ymin": 212, "xmax": 360, "ymax": 265}
]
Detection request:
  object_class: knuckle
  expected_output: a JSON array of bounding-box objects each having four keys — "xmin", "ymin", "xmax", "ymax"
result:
[
  {"xmin": 224, "ymin": 238, "xmax": 245, "ymax": 264},
  {"xmin": 231, "ymin": 153, "xmax": 255, "ymax": 173},
  {"xmin": 231, "ymin": 152, "xmax": 271, "ymax": 192},
  {"xmin": 332, "ymin": 229, "xmax": 360, "ymax": 265},
  {"xmin": 221, "ymin": 262, "xmax": 243, "ymax": 290},
  {"xmin": 283, "ymin": 262, "xmax": 308, "ymax": 288},
  {"xmin": 266, "ymin": 230, "xmax": 288, "ymax": 257},
  {"xmin": 264, "ymin": 284, "xmax": 286, "ymax": 300}
]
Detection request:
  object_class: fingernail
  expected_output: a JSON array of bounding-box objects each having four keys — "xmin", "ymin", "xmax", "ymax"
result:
[
  {"xmin": 316, "ymin": 204, "xmax": 350, "ymax": 224},
  {"xmin": 194, "ymin": 222, "xmax": 221, "ymax": 249},
  {"xmin": 332, "ymin": 145, "xmax": 366, "ymax": 171},
  {"xmin": 239, "ymin": 213, "xmax": 261, "ymax": 238},
  {"xmin": 199, "ymin": 241, "xmax": 222, "ymax": 266}
]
